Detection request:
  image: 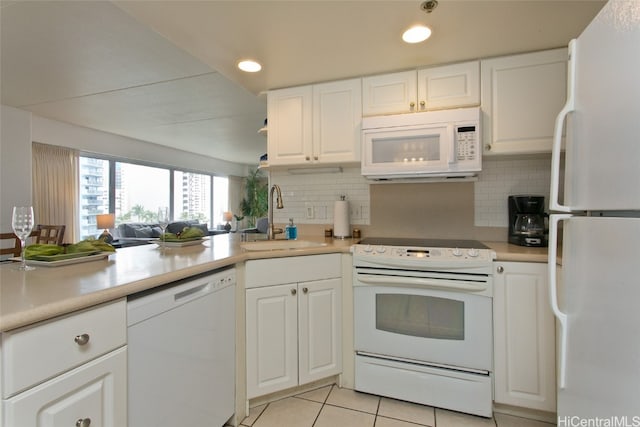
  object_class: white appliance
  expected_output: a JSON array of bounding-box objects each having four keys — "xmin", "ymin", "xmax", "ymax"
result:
[
  {"xmin": 352, "ymin": 238, "xmax": 496, "ymax": 417},
  {"xmin": 548, "ymin": 0, "xmax": 640, "ymax": 421},
  {"xmin": 127, "ymin": 268, "xmax": 236, "ymax": 427},
  {"xmin": 361, "ymin": 107, "xmax": 481, "ymax": 180}
]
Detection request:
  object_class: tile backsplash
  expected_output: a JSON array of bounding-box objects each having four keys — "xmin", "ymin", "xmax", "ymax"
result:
[
  {"xmin": 270, "ymin": 156, "xmax": 551, "ymax": 230},
  {"xmin": 474, "ymin": 156, "xmax": 551, "ymax": 227},
  {"xmin": 271, "ymin": 167, "xmax": 369, "ymax": 226}
]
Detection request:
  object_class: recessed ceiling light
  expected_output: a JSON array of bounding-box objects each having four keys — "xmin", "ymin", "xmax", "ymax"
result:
[
  {"xmin": 238, "ymin": 60, "xmax": 262, "ymax": 72},
  {"xmin": 402, "ymin": 25, "xmax": 432, "ymax": 43}
]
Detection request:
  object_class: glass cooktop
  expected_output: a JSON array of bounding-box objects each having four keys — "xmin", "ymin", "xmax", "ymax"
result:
[{"xmin": 357, "ymin": 237, "xmax": 489, "ymax": 250}]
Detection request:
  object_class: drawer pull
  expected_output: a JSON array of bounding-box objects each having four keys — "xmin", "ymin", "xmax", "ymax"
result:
[
  {"xmin": 291, "ymin": 288, "xmax": 297, "ymax": 296},
  {"xmin": 74, "ymin": 333, "xmax": 90, "ymax": 346},
  {"xmin": 302, "ymin": 287, "xmax": 308, "ymax": 294},
  {"xmin": 76, "ymin": 418, "xmax": 91, "ymax": 427}
]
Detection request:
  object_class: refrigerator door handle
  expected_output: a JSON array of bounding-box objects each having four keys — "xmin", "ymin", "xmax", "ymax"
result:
[
  {"xmin": 550, "ymin": 39, "xmax": 576, "ymax": 213},
  {"xmin": 548, "ymin": 214, "xmax": 570, "ymax": 389}
]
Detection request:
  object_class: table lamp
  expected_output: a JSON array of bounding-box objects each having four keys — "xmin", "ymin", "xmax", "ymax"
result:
[
  {"xmin": 223, "ymin": 211, "xmax": 233, "ymax": 232},
  {"xmin": 96, "ymin": 213, "xmax": 115, "ymax": 244}
]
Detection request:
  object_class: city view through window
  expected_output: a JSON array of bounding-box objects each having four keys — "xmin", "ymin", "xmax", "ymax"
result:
[{"xmin": 79, "ymin": 157, "xmax": 228, "ymax": 240}]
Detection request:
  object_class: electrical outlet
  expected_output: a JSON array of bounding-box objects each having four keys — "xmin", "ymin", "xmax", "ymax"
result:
[
  {"xmin": 305, "ymin": 203, "xmax": 315, "ymax": 219},
  {"xmin": 350, "ymin": 204, "xmax": 361, "ymax": 220}
]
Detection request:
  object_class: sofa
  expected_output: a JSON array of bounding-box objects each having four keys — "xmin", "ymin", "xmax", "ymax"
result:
[{"xmin": 115, "ymin": 220, "xmax": 211, "ymax": 239}]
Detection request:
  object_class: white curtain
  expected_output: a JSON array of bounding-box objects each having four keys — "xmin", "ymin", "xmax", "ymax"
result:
[{"xmin": 32, "ymin": 142, "xmax": 78, "ymax": 243}]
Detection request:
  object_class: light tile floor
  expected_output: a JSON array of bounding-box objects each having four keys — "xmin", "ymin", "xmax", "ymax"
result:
[{"xmin": 240, "ymin": 385, "xmax": 556, "ymax": 427}]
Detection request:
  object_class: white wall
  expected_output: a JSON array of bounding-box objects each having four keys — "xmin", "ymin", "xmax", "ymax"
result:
[
  {"xmin": 31, "ymin": 115, "xmax": 247, "ymax": 177},
  {"xmin": 0, "ymin": 105, "xmax": 32, "ymax": 231}
]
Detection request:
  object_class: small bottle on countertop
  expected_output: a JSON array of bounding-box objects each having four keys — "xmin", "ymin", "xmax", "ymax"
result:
[{"xmin": 285, "ymin": 218, "xmax": 297, "ymax": 240}]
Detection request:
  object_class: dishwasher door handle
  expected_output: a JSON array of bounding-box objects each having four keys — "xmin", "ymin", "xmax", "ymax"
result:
[{"xmin": 174, "ymin": 282, "xmax": 212, "ymax": 303}]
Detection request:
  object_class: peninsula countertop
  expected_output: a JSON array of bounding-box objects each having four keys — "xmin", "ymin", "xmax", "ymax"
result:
[{"xmin": 0, "ymin": 234, "xmax": 547, "ymax": 332}]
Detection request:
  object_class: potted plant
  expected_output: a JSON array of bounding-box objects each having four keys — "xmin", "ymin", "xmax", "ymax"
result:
[{"xmin": 240, "ymin": 168, "xmax": 268, "ymax": 228}]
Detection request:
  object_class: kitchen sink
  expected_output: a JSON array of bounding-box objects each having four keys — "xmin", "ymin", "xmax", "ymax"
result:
[{"xmin": 240, "ymin": 240, "xmax": 328, "ymax": 251}]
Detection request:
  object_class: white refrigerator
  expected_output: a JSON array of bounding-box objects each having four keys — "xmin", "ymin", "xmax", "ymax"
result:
[{"xmin": 548, "ymin": 0, "xmax": 640, "ymax": 421}]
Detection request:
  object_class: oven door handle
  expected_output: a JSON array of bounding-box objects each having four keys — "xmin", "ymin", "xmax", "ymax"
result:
[{"xmin": 355, "ymin": 274, "xmax": 487, "ymax": 292}]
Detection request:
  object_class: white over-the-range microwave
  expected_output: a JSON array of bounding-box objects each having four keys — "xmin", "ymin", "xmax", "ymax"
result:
[{"xmin": 361, "ymin": 107, "xmax": 481, "ymax": 181}]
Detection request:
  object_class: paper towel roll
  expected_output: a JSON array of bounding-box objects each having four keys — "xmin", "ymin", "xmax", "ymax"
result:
[{"xmin": 333, "ymin": 200, "xmax": 350, "ymax": 238}]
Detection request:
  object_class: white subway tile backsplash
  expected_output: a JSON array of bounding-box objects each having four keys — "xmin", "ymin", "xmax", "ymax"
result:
[
  {"xmin": 268, "ymin": 157, "xmax": 551, "ymax": 229},
  {"xmin": 474, "ymin": 156, "xmax": 551, "ymax": 227},
  {"xmin": 270, "ymin": 167, "xmax": 370, "ymax": 225}
]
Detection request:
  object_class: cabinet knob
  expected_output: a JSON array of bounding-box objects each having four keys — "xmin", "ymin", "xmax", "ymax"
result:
[
  {"xmin": 305, "ymin": 156, "xmax": 311, "ymax": 161},
  {"xmin": 485, "ymin": 144, "xmax": 492, "ymax": 151},
  {"xmin": 291, "ymin": 288, "xmax": 297, "ymax": 296},
  {"xmin": 419, "ymin": 100, "xmax": 426, "ymax": 108},
  {"xmin": 74, "ymin": 333, "xmax": 90, "ymax": 346},
  {"xmin": 313, "ymin": 156, "xmax": 319, "ymax": 161},
  {"xmin": 497, "ymin": 266, "xmax": 504, "ymax": 274},
  {"xmin": 302, "ymin": 287, "xmax": 308, "ymax": 294},
  {"xmin": 76, "ymin": 418, "xmax": 91, "ymax": 427},
  {"xmin": 409, "ymin": 101, "xmax": 415, "ymax": 109}
]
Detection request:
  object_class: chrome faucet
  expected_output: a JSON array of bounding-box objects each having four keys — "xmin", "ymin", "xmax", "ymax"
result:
[{"xmin": 267, "ymin": 184, "xmax": 284, "ymax": 240}]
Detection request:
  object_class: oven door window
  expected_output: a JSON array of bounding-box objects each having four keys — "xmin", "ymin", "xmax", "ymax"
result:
[{"xmin": 376, "ymin": 293, "xmax": 464, "ymax": 340}]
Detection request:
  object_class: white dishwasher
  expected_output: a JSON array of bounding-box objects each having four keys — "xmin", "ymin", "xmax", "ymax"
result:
[{"xmin": 127, "ymin": 268, "xmax": 235, "ymax": 427}]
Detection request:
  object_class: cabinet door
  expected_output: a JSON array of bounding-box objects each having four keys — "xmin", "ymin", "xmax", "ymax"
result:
[
  {"xmin": 3, "ymin": 347, "xmax": 127, "ymax": 427},
  {"xmin": 298, "ymin": 278, "xmax": 342, "ymax": 385},
  {"xmin": 493, "ymin": 262, "xmax": 556, "ymax": 412},
  {"xmin": 481, "ymin": 49, "xmax": 567, "ymax": 155},
  {"xmin": 362, "ymin": 70, "xmax": 417, "ymax": 116},
  {"xmin": 417, "ymin": 61, "xmax": 480, "ymax": 110},
  {"xmin": 267, "ymin": 86, "xmax": 313, "ymax": 165},
  {"xmin": 246, "ymin": 284, "xmax": 298, "ymax": 399},
  {"xmin": 313, "ymin": 79, "xmax": 362, "ymax": 164}
]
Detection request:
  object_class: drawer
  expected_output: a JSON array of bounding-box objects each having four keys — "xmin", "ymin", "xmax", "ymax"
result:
[
  {"xmin": 1, "ymin": 299, "xmax": 126, "ymax": 398},
  {"xmin": 3, "ymin": 347, "xmax": 127, "ymax": 427},
  {"xmin": 245, "ymin": 253, "xmax": 341, "ymax": 288}
]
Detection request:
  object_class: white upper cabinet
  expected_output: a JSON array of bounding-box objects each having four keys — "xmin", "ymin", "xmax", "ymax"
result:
[
  {"xmin": 481, "ymin": 48, "xmax": 567, "ymax": 155},
  {"xmin": 362, "ymin": 61, "xmax": 480, "ymax": 116},
  {"xmin": 267, "ymin": 85, "xmax": 313, "ymax": 166},
  {"xmin": 267, "ymin": 78, "xmax": 361, "ymax": 166},
  {"xmin": 361, "ymin": 70, "xmax": 418, "ymax": 116}
]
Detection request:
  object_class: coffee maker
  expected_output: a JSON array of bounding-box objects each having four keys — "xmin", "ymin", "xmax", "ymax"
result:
[{"xmin": 508, "ymin": 195, "xmax": 548, "ymax": 247}]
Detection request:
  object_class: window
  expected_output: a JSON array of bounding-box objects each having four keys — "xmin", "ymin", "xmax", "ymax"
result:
[
  {"xmin": 78, "ymin": 155, "xmax": 229, "ymax": 240},
  {"xmin": 173, "ymin": 170, "xmax": 211, "ymax": 225},
  {"xmin": 79, "ymin": 157, "xmax": 109, "ymax": 240},
  {"xmin": 117, "ymin": 163, "xmax": 170, "ymax": 224}
]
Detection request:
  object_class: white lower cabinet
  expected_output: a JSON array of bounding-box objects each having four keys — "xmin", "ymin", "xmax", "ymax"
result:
[
  {"xmin": 245, "ymin": 255, "xmax": 342, "ymax": 399},
  {"xmin": 3, "ymin": 348, "xmax": 127, "ymax": 427},
  {"xmin": 493, "ymin": 262, "xmax": 556, "ymax": 413},
  {"xmin": 1, "ymin": 299, "xmax": 127, "ymax": 427}
]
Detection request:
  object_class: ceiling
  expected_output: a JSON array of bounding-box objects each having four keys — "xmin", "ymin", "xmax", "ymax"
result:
[{"xmin": 1, "ymin": 0, "xmax": 605, "ymax": 166}]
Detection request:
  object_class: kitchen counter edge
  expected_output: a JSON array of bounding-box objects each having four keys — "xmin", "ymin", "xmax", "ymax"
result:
[{"xmin": 0, "ymin": 236, "xmax": 547, "ymax": 332}]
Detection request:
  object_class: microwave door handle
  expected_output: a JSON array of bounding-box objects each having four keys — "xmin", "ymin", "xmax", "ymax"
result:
[{"xmin": 448, "ymin": 125, "xmax": 457, "ymax": 165}]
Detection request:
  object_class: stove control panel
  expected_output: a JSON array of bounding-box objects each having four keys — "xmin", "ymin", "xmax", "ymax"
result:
[{"xmin": 353, "ymin": 244, "xmax": 495, "ymax": 262}]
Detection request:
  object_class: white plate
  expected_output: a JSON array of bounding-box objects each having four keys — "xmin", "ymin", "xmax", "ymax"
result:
[
  {"xmin": 155, "ymin": 238, "xmax": 205, "ymax": 248},
  {"xmin": 11, "ymin": 252, "xmax": 113, "ymax": 267}
]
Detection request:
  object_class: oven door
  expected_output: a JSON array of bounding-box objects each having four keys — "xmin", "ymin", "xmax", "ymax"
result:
[{"xmin": 354, "ymin": 284, "xmax": 492, "ymax": 372}]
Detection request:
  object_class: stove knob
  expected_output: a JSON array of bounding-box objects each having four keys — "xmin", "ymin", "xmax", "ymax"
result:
[
  {"xmin": 452, "ymin": 248, "xmax": 463, "ymax": 257},
  {"xmin": 375, "ymin": 246, "xmax": 387, "ymax": 254},
  {"xmin": 467, "ymin": 248, "xmax": 479, "ymax": 257},
  {"xmin": 362, "ymin": 245, "xmax": 373, "ymax": 253}
]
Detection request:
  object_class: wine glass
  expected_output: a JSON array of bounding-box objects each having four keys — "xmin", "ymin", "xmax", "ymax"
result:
[
  {"xmin": 11, "ymin": 206, "xmax": 35, "ymax": 271},
  {"xmin": 157, "ymin": 207, "xmax": 169, "ymax": 247}
]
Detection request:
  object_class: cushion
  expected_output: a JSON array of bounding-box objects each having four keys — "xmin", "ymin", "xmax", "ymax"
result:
[
  {"xmin": 133, "ymin": 226, "xmax": 153, "ymax": 238},
  {"xmin": 150, "ymin": 226, "xmax": 163, "ymax": 238}
]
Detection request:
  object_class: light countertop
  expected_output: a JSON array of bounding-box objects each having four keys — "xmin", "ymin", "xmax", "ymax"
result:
[{"xmin": 0, "ymin": 234, "xmax": 546, "ymax": 332}]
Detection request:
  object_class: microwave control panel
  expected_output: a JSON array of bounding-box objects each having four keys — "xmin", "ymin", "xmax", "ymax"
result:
[{"xmin": 455, "ymin": 125, "xmax": 478, "ymax": 161}]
